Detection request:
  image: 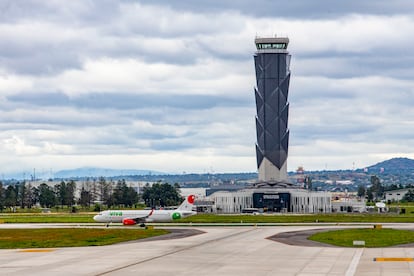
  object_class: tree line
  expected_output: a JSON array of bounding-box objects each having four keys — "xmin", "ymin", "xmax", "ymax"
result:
[{"xmin": 0, "ymin": 179, "xmax": 182, "ymax": 212}]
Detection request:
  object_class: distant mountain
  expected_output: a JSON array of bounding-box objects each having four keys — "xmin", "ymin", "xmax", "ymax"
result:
[
  {"xmin": 365, "ymin": 157, "xmax": 414, "ymax": 174},
  {"xmin": 53, "ymin": 167, "xmax": 166, "ymax": 179},
  {"xmin": 5, "ymin": 157, "xmax": 414, "ymax": 182}
]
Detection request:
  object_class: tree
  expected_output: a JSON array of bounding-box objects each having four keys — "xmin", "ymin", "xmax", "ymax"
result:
[
  {"xmin": 4, "ymin": 185, "xmax": 18, "ymax": 209},
  {"xmin": 65, "ymin": 180, "xmax": 76, "ymax": 206},
  {"xmin": 78, "ymin": 187, "xmax": 92, "ymax": 207},
  {"xmin": 112, "ymin": 179, "xmax": 138, "ymax": 207},
  {"xmin": 368, "ymin": 175, "xmax": 384, "ymax": 201},
  {"xmin": 366, "ymin": 189, "xmax": 374, "ymax": 201},
  {"xmin": 403, "ymin": 189, "xmax": 414, "ymax": 202},
  {"xmin": 0, "ymin": 183, "xmax": 4, "ymax": 211},
  {"xmin": 82, "ymin": 178, "xmax": 97, "ymax": 204},
  {"xmin": 112, "ymin": 180, "xmax": 125, "ymax": 206},
  {"xmin": 124, "ymin": 186, "xmax": 138, "ymax": 207},
  {"xmin": 142, "ymin": 182, "xmax": 181, "ymax": 208},
  {"xmin": 23, "ymin": 183, "xmax": 36, "ymax": 208},
  {"xmin": 385, "ymin": 183, "xmax": 399, "ymax": 191},
  {"xmin": 357, "ymin": 185, "xmax": 366, "ymax": 198},
  {"xmin": 97, "ymin": 178, "xmax": 113, "ymax": 207},
  {"xmin": 31, "ymin": 186, "xmax": 39, "ymax": 206},
  {"xmin": 18, "ymin": 183, "xmax": 27, "ymax": 208},
  {"xmin": 55, "ymin": 181, "xmax": 67, "ymax": 207},
  {"xmin": 38, "ymin": 183, "xmax": 56, "ymax": 208},
  {"xmin": 55, "ymin": 181, "xmax": 76, "ymax": 207}
]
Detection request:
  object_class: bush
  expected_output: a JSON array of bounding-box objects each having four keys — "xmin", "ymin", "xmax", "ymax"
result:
[{"xmin": 93, "ymin": 204, "xmax": 101, "ymax": 212}]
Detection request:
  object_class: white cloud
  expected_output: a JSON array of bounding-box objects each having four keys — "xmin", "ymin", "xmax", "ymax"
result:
[
  {"xmin": 3, "ymin": 136, "xmax": 40, "ymax": 155},
  {"xmin": 0, "ymin": 73, "xmax": 32, "ymax": 95},
  {"xmin": 262, "ymin": 15, "xmax": 414, "ymax": 54},
  {"xmin": 1, "ymin": 1, "xmax": 414, "ymax": 176},
  {"xmin": 32, "ymin": 57, "xmax": 253, "ymax": 97}
]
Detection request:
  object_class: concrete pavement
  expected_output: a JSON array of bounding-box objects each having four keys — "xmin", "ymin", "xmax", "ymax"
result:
[{"xmin": 1, "ymin": 224, "xmax": 414, "ymax": 275}]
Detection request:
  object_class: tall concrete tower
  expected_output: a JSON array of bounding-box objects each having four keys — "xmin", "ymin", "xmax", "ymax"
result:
[{"xmin": 254, "ymin": 36, "xmax": 291, "ymax": 183}]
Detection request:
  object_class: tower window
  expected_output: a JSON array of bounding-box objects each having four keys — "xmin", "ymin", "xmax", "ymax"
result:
[{"xmin": 256, "ymin": 43, "xmax": 287, "ymax": 50}]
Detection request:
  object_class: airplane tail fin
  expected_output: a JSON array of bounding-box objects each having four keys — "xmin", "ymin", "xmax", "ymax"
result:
[{"xmin": 177, "ymin": 195, "xmax": 196, "ymax": 211}]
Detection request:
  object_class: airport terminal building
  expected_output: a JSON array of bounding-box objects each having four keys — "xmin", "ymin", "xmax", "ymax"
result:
[{"xmin": 209, "ymin": 188, "xmax": 331, "ymax": 214}]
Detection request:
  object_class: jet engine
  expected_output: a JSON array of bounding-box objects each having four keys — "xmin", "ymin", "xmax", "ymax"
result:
[{"xmin": 122, "ymin": 218, "xmax": 137, "ymax": 225}]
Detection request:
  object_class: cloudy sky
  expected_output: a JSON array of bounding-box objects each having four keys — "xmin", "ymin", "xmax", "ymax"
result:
[{"xmin": 1, "ymin": 0, "xmax": 414, "ymax": 177}]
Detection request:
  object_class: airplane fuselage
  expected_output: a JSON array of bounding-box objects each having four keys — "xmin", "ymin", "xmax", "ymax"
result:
[
  {"xmin": 93, "ymin": 209, "xmax": 196, "ymax": 223},
  {"xmin": 93, "ymin": 194, "xmax": 197, "ymax": 225}
]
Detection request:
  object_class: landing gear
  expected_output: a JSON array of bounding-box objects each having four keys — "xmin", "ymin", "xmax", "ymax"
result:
[{"xmin": 139, "ymin": 223, "xmax": 146, "ymax": 228}]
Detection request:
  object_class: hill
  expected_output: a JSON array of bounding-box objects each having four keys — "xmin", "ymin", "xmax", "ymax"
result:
[
  {"xmin": 366, "ymin": 157, "xmax": 414, "ymax": 174},
  {"xmin": 4, "ymin": 157, "xmax": 414, "ymax": 182},
  {"xmin": 53, "ymin": 167, "xmax": 166, "ymax": 178}
]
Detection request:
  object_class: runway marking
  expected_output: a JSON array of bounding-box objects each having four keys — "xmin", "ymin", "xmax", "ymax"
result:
[
  {"xmin": 19, "ymin": 249, "xmax": 56, "ymax": 253},
  {"xmin": 374, "ymin": 257, "xmax": 414, "ymax": 262},
  {"xmin": 345, "ymin": 248, "xmax": 363, "ymax": 276}
]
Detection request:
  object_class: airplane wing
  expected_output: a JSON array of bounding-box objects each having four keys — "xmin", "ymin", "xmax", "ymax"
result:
[{"xmin": 123, "ymin": 209, "xmax": 154, "ymax": 225}]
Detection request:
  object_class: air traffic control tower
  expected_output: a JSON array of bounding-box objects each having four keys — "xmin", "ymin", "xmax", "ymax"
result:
[{"xmin": 254, "ymin": 36, "xmax": 291, "ymax": 184}]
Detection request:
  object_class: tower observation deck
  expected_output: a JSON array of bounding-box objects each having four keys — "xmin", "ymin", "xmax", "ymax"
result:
[{"xmin": 253, "ymin": 36, "xmax": 291, "ymax": 183}]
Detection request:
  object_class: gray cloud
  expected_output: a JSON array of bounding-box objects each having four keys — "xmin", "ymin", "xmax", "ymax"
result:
[
  {"xmin": 1, "ymin": 0, "xmax": 414, "ymax": 174},
  {"xmin": 6, "ymin": 92, "xmax": 250, "ymax": 110},
  {"xmin": 0, "ymin": 1, "xmax": 120, "ymax": 24},
  {"xmin": 144, "ymin": 0, "xmax": 414, "ymax": 18}
]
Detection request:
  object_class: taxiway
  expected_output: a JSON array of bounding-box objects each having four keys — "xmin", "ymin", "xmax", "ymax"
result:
[{"xmin": 1, "ymin": 224, "xmax": 414, "ymax": 275}]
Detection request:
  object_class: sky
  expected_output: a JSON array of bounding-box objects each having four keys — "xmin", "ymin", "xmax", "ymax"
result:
[{"xmin": 1, "ymin": 0, "xmax": 414, "ymax": 177}]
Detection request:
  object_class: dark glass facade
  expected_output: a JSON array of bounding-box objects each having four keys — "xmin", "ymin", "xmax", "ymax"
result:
[
  {"xmin": 254, "ymin": 39, "xmax": 291, "ymax": 173},
  {"xmin": 252, "ymin": 192, "xmax": 291, "ymax": 212}
]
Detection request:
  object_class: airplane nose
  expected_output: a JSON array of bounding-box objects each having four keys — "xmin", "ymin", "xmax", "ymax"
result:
[{"xmin": 93, "ymin": 215, "xmax": 100, "ymax": 222}]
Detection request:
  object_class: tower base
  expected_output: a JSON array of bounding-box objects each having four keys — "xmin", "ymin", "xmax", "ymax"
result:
[{"xmin": 258, "ymin": 157, "xmax": 288, "ymax": 182}]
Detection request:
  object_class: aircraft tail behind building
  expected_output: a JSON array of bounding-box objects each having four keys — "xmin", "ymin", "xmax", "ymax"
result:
[{"xmin": 177, "ymin": 195, "xmax": 196, "ymax": 211}]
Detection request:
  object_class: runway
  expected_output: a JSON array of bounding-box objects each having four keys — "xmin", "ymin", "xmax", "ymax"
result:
[{"xmin": 1, "ymin": 224, "xmax": 414, "ymax": 275}]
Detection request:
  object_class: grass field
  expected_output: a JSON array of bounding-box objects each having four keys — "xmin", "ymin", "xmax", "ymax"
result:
[
  {"xmin": 0, "ymin": 228, "xmax": 169, "ymax": 249},
  {"xmin": 2, "ymin": 212, "xmax": 414, "ymax": 249},
  {"xmin": 181, "ymin": 213, "xmax": 414, "ymax": 224},
  {"xmin": 1, "ymin": 212, "xmax": 414, "ymax": 224},
  {"xmin": 0, "ymin": 213, "xmax": 95, "ymax": 223},
  {"xmin": 308, "ymin": 228, "xmax": 414, "ymax": 247}
]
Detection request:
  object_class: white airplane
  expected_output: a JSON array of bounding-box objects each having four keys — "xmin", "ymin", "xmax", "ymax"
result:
[{"xmin": 93, "ymin": 195, "xmax": 197, "ymax": 226}]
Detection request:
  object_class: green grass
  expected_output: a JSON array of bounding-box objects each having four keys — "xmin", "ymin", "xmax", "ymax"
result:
[
  {"xmin": 0, "ymin": 228, "xmax": 169, "ymax": 249},
  {"xmin": 308, "ymin": 228, "xmax": 414, "ymax": 247},
  {"xmin": 2, "ymin": 212, "xmax": 414, "ymax": 224},
  {"xmin": 0, "ymin": 213, "xmax": 95, "ymax": 223},
  {"xmin": 181, "ymin": 213, "xmax": 414, "ymax": 224},
  {"xmin": 387, "ymin": 203, "xmax": 414, "ymax": 214}
]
